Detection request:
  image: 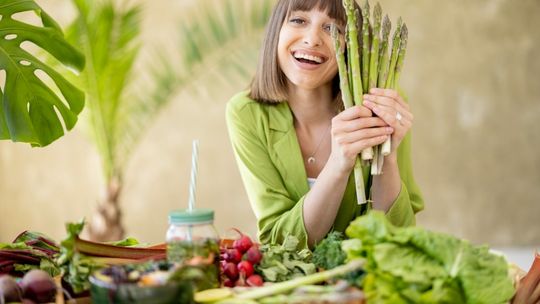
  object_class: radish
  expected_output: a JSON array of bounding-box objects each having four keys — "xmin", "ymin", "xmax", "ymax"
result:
[
  {"xmin": 237, "ymin": 261, "xmax": 254, "ymax": 278},
  {"xmin": 21, "ymin": 270, "xmax": 56, "ymax": 303},
  {"xmin": 246, "ymin": 246, "xmax": 262, "ymax": 265},
  {"xmin": 246, "ymin": 274, "xmax": 264, "ymax": 287},
  {"xmin": 223, "ymin": 279, "xmax": 234, "ymax": 288},
  {"xmin": 0, "ymin": 275, "xmax": 22, "ymax": 302},
  {"xmin": 223, "ymin": 262, "xmax": 239, "ymax": 281},
  {"xmin": 225, "ymin": 249, "xmax": 242, "ymax": 264},
  {"xmin": 230, "ymin": 229, "xmax": 253, "ymax": 254}
]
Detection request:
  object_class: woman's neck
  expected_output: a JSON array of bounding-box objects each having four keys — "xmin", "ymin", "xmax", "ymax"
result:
[{"xmin": 287, "ymin": 84, "xmax": 335, "ymax": 128}]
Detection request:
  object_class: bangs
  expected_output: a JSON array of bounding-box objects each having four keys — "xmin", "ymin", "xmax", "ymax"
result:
[{"xmin": 287, "ymin": 0, "xmax": 347, "ymax": 25}]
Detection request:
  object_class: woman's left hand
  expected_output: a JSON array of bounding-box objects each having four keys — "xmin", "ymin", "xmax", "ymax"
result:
[{"xmin": 362, "ymin": 88, "xmax": 413, "ymax": 154}]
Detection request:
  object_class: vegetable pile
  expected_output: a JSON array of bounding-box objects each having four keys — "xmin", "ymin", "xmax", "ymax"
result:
[
  {"xmin": 341, "ymin": 211, "xmax": 516, "ymax": 304},
  {"xmin": 220, "ymin": 230, "xmax": 264, "ymax": 287},
  {"xmin": 257, "ymin": 235, "xmax": 316, "ymax": 283},
  {"xmin": 331, "ymin": 0, "xmax": 410, "ymax": 204}
]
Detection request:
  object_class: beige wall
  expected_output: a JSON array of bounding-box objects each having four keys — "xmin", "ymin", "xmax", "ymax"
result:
[{"xmin": 1, "ymin": 0, "xmax": 539, "ymax": 247}]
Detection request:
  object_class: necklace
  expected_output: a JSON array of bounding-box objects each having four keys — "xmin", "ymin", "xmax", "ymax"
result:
[{"xmin": 307, "ymin": 124, "xmax": 331, "ymax": 165}]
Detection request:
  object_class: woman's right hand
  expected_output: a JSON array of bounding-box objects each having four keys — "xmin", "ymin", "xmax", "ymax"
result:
[{"xmin": 328, "ymin": 105, "xmax": 393, "ymax": 175}]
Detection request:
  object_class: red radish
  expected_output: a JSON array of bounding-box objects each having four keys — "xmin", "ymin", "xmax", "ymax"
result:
[
  {"xmin": 237, "ymin": 261, "xmax": 254, "ymax": 277},
  {"xmin": 246, "ymin": 246, "xmax": 262, "ymax": 265},
  {"xmin": 21, "ymin": 270, "xmax": 56, "ymax": 303},
  {"xmin": 235, "ymin": 275, "xmax": 247, "ymax": 287},
  {"xmin": 233, "ymin": 236, "xmax": 253, "ymax": 254},
  {"xmin": 223, "ymin": 279, "xmax": 234, "ymax": 288},
  {"xmin": 0, "ymin": 275, "xmax": 22, "ymax": 302},
  {"xmin": 225, "ymin": 249, "xmax": 242, "ymax": 264},
  {"xmin": 246, "ymin": 274, "xmax": 264, "ymax": 287},
  {"xmin": 223, "ymin": 262, "xmax": 239, "ymax": 280}
]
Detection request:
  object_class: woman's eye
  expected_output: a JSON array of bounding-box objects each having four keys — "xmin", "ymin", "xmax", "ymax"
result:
[
  {"xmin": 290, "ymin": 18, "xmax": 305, "ymax": 25},
  {"xmin": 323, "ymin": 24, "xmax": 332, "ymax": 32}
]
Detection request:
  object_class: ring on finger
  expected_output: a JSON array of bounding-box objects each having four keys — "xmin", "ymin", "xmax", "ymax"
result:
[{"xmin": 396, "ymin": 111, "xmax": 404, "ymax": 126}]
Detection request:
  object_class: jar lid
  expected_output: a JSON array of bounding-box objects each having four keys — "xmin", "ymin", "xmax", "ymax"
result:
[{"xmin": 168, "ymin": 209, "xmax": 214, "ymax": 224}]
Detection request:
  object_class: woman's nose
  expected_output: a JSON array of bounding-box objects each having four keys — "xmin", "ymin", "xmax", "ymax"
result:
[{"xmin": 303, "ymin": 26, "xmax": 323, "ymax": 47}]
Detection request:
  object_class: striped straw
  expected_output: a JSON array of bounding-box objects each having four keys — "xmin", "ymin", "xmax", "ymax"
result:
[{"xmin": 188, "ymin": 140, "xmax": 199, "ymax": 212}]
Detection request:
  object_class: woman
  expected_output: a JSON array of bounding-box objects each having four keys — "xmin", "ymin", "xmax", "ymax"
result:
[{"xmin": 226, "ymin": 0, "xmax": 423, "ymax": 249}]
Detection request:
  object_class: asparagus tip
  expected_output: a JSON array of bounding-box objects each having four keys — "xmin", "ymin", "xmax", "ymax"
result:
[{"xmin": 401, "ymin": 23, "xmax": 408, "ymax": 47}]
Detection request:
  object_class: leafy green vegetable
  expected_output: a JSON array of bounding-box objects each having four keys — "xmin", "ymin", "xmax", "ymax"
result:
[
  {"xmin": 107, "ymin": 237, "xmax": 140, "ymax": 247},
  {"xmin": 313, "ymin": 231, "xmax": 346, "ymax": 270},
  {"xmin": 0, "ymin": 0, "xmax": 85, "ymax": 147},
  {"xmin": 257, "ymin": 235, "xmax": 316, "ymax": 282},
  {"xmin": 56, "ymin": 220, "xmax": 104, "ymax": 294},
  {"xmin": 343, "ymin": 211, "xmax": 515, "ymax": 304}
]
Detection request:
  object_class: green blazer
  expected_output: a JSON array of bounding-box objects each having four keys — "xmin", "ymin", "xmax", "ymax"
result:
[{"xmin": 226, "ymin": 92, "xmax": 424, "ymax": 249}]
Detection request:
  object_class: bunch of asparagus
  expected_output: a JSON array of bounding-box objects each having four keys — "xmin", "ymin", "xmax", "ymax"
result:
[{"xmin": 331, "ymin": 0, "xmax": 408, "ymax": 204}]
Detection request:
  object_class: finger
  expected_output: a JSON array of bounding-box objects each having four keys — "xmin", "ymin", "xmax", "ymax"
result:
[
  {"xmin": 336, "ymin": 105, "xmax": 372, "ymax": 121},
  {"xmin": 369, "ymin": 104, "xmax": 410, "ymax": 129},
  {"xmin": 345, "ymin": 135, "xmax": 390, "ymax": 155},
  {"xmin": 369, "ymin": 88, "xmax": 399, "ymax": 99},
  {"xmin": 335, "ymin": 126, "xmax": 394, "ymax": 144},
  {"xmin": 368, "ymin": 88, "xmax": 409, "ymax": 110},
  {"xmin": 334, "ymin": 117, "xmax": 388, "ymax": 133},
  {"xmin": 364, "ymin": 100, "xmax": 412, "ymax": 121}
]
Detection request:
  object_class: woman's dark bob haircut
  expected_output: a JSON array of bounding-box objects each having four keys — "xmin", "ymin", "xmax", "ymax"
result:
[{"xmin": 249, "ymin": 0, "xmax": 361, "ymax": 104}]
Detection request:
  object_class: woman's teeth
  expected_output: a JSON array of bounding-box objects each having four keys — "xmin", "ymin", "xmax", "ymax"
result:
[{"xmin": 293, "ymin": 52, "xmax": 324, "ymax": 64}]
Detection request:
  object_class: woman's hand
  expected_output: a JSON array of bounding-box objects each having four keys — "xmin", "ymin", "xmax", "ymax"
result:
[
  {"xmin": 363, "ymin": 88, "xmax": 413, "ymax": 154},
  {"xmin": 329, "ymin": 105, "xmax": 393, "ymax": 175}
]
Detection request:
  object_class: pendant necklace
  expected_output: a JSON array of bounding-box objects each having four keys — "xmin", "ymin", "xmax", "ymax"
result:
[{"xmin": 307, "ymin": 123, "xmax": 331, "ymax": 165}]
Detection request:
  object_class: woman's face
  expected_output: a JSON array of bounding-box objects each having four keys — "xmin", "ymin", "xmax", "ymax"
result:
[{"xmin": 277, "ymin": 9, "xmax": 342, "ymax": 92}]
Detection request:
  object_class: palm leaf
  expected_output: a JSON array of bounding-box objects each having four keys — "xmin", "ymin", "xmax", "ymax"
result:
[
  {"xmin": 115, "ymin": 0, "xmax": 274, "ymax": 164},
  {"xmin": 63, "ymin": 0, "xmax": 141, "ymax": 181},
  {"xmin": 0, "ymin": 0, "xmax": 85, "ymax": 147}
]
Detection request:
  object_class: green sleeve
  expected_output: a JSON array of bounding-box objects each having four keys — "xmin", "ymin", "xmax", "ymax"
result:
[
  {"xmin": 385, "ymin": 130, "xmax": 424, "ymax": 226},
  {"xmin": 226, "ymin": 95, "xmax": 309, "ymax": 248}
]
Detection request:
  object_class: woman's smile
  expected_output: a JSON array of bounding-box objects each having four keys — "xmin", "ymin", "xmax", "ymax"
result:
[{"xmin": 291, "ymin": 49, "xmax": 328, "ymax": 70}]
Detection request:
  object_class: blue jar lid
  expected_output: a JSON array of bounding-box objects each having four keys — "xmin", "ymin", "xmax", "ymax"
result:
[{"xmin": 168, "ymin": 209, "xmax": 214, "ymax": 224}]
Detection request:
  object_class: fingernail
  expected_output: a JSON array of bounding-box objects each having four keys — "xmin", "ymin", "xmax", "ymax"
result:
[
  {"xmin": 387, "ymin": 127, "xmax": 393, "ymax": 132},
  {"xmin": 363, "ymin": 100, "xmax": 372, "ymax": 105}
]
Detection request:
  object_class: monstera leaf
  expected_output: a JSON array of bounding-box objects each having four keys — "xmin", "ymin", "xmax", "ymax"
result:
[{"xmin": 0, "ymin": 0, "xmax": 85, "ymax": 147}]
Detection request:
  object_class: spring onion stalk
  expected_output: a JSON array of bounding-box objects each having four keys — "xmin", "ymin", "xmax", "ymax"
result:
[
  {"xmin": 332, "ymin": 25, "xmax": 367, "ymax": 205},
  {"xmin": 380, "ymin": 17, "xmax": 402, "ymax": 157},
  {"xmin": 237, "ymin": 259, "xmax": 365, "ymax": 300}
]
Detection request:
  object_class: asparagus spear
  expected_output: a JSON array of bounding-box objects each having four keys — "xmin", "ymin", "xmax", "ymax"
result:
[
  {"xmin": 332, "ymin": 24, "xmax": 367, "ymax": 205},
  {"xmin": 343, "ymin": 0, "xmax": 373, "ymax": 163},
  {"xmin": 368, "ymin": 3, "xmax": 383, "ymax": 175},
  {"xmin": 361, "ymin": 1, "xmax": 371, "ymax": 92},
  {"xmin": 371, "ymin": 15, "xmax": 391, "ymax": 175},
  {"xmin": 393, "ymin": 23, "xmax": 408, "ymax": 89},
  {"xmin": 346, "ymin": 26, "xmax": 353, "ymax": 91},
  {"xmin": 368, "ymin": 2, "xmax": 382, "ymax": 90},
  {"xmin": 384, "ymin": 17, "xmax": 402, "ymax": 89},
  {"xmin": 332, "ymin": 25, "xmax": 354, "ymax": 109},
  {"xmin": 358, "ymin": 2, "xmax": 374, "ymax": 161},
  {"xmin": 343, "ymin": 0, "xmax": 363, "ymax": 104},
  {"xmin": 377, "ymin": 15, "xmax": 391, "ymax": 88},
  {"xmin": 380, "ymin": 17, "xmax": 403, "ymax": 157}
]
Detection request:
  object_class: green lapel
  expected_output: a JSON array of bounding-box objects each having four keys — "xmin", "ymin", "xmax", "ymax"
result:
[{"xmin": 267, "ymin": 102, "xmax": 310, "ymax": 200}]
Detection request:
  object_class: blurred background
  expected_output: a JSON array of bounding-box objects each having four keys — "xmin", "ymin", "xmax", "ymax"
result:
[{"xmin": 1, "ymin": 0, "xmax": 539, "ymax": 266}]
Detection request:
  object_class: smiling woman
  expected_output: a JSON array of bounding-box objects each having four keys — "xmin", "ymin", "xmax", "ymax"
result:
[{"xmin": 226, "ymin": 0, "xmax": 424, "ymax": 249}]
